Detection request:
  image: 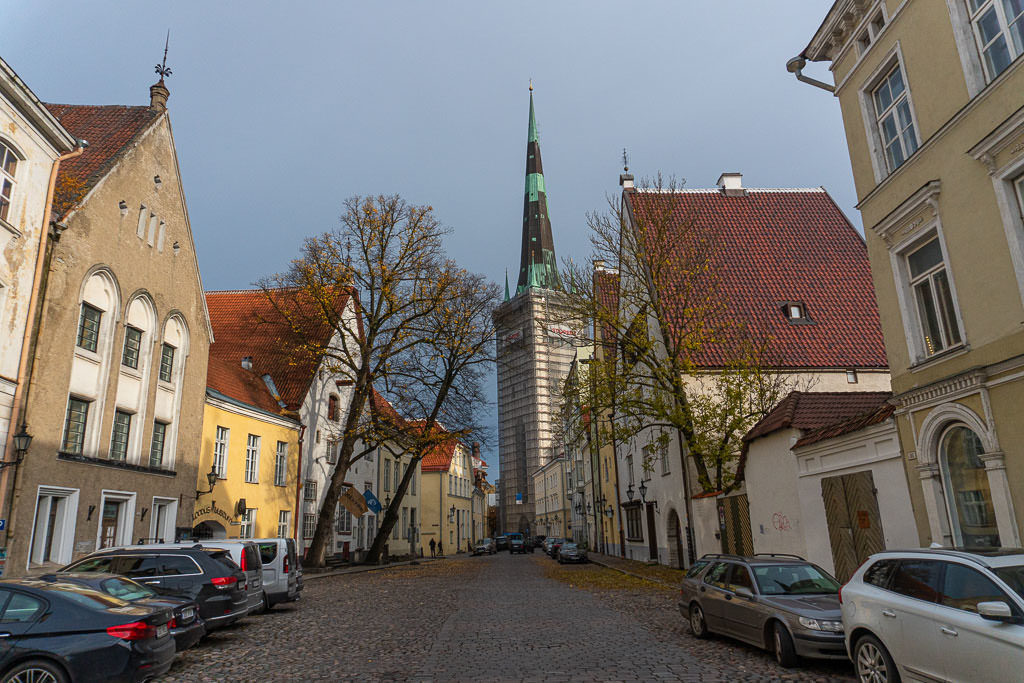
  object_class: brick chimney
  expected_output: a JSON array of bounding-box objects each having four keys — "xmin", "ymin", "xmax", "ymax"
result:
[{"xmin": 149, "ymin": 80, "xmax": 169, "ymax": 113}]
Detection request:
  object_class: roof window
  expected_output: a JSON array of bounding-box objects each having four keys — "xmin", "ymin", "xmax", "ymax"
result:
[{"xmin": 781, "ymin": 301, "xmax": 812, "ymax": 324}]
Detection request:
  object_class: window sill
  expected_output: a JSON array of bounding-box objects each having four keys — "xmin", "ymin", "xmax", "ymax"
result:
[
  {"xmin": 119, "ymin": 366, "xmax": 143, "ymax": 379},
  {"xmin": 74, "ymin": 349, "xmax": 102, "ymax": 365},
  {"xmin": 0, "ymin": 216, "xmax": 22, "ymax": 239},
  {"xmin": 625, "ymin": 536, "xmax": 644, "ymax": 543},
  {"xmin": 57, "ymin": 451, "xmax": 177, "ymax": 477},
  {"xmin": 908, "ymin": 343, "xmax": 970, "ymax": 373}
]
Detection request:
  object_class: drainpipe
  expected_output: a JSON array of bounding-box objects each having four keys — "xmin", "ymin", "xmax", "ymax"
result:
[
  {"xmin": 294, "ymin": 424, "xmax": 306, "ymax": 541},
  {"xmin": 0, "ymin": 141, "xmax": 86, "ymax": 548},
  {"xmin": 786, "ymin": 56, "xmax": 835, "ymax": 93}
]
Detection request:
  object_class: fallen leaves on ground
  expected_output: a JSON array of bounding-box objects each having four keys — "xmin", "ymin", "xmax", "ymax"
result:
[{"xmin": 531, "ymin": 555, "xmax": 673, "ymax": 593}]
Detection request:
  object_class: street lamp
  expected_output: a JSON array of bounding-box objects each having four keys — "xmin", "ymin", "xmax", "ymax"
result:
[
  {"xmin": 0, "ymin": 423, "xmax": 33, "ymax": 470},
  {"xmin": 195, "ymin": 464, "xmax": 218, "ymax": 499},
  {"xmin": 638, "ymin": 480, "xmax": 647, "ymax": 502},
  {"xmin": 626, "ymin": 483, "xmax": 634, "ymax": 501}
]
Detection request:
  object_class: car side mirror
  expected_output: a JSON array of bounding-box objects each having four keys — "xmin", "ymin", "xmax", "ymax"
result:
[
  {"xmin": 978, "ymin": 601, "xmax": 1018, "ymax": 623},
  {"xmin": 735, "ymin": 587, "xmax": 755, "ymax": 600}
]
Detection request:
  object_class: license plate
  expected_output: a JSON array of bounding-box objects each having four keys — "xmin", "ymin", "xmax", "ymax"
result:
[
  {"xmin": 181, "ymin": 608, "xmax": 194, "ymax": 621},
  {"xmin": 156, "ymin": 624, "xmax": 169, "ymax": 638}
]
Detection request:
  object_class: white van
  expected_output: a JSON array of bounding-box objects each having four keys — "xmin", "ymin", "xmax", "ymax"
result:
[{"xmin": 250, "ymin": 538, "xmax": 302, "ymax": 608}]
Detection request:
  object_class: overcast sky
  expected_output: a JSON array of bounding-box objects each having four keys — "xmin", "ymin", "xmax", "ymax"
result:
[{"xmin": 5, "ymin": 1, "xmax": 850, "ymax": 468}]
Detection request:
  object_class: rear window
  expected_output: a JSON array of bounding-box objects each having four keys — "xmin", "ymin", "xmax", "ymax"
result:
[
  {"xmin": 863, "ymin": 559, "xmax": 898, "ymax": 588},
  {"xmin": 111, "ymin": 555, "xmax": 162, "ymax": 578},
  {"xmin": 243, "ymin": 545, "xmax": 260, "ymax": 571},
  {"xmin": 100, "ymin": 577, "xmax": 156, "ymax": 601},
  {"xmin": 258, "ymin": 542, "xmax": 278, "ymax": 565},
  {"xmin": 160, "ymin": 555, "xmax": 201, "ymax": 575},
  {"xmin": 891, "ymin": 560, "xmax": 942, "ymax": 603},
  {"xmin": 206, "ymin": 549, "xmax": 239, "ymax": 571},
  {"xmin": 686, "ymin": 560, "xmax": 710, "ymax": 578}
]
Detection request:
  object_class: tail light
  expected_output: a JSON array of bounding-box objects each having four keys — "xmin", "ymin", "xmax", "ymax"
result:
[
  {"xmin": 107, "ymin": 621, "xmax": 156, "ymax": 641},
  {"xmin": 168, "ymin": 617, "xmax": 178, "ymax": 629},
  {"xmin": 240, "ymin": 551, "xmax": 248, "ymax": 571},
  {"xmin": 211, "ymin": 575, "xmax": 238, "ymax": 590},
  {"xmin": 283, "ymin": 555, "xmax": 290, "ymax": 574}
]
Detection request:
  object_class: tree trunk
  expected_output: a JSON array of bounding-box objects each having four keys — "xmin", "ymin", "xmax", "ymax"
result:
[{"xmin": 364, "ymin": 452, "xmax": 420, "ymax": 563}]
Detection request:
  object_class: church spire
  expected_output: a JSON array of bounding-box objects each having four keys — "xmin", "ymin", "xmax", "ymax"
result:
[{"xmin": 516, "ymin": 84, "xmax": 561, "ymax": 295}]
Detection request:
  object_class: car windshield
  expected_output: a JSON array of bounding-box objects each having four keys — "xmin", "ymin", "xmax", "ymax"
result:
[
  {"xmin": 752, "ymin": 564, "xmax": 840, "ymax": 595},
  {"xmin": 562, "ymin": 544, "xmax": 578, "ymax": 550},
  {"xmin": 100, "ymin": 577, "xmax": 157, "ymax": 601},
  {"xmin": 993, "ymin": 565, "xmax": 1024, "ymax": 601}
]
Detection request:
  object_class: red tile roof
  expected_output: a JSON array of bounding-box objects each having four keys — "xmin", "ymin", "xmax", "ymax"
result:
[
  {"xmin": 594, "ymin": 268, "xmax": 619, "ymax": 354},
  {"xmin": 421, "ymin": 436, "xmax": 460, "ymax": 472},
  {"xmin": 794, "ymin": 401, "xmax": 895, "ymax": 448},
  {"xmin": 744, "ymin": 391, "xmax": 893, "ymax": 443},
  {"xmin": 625, "ymin": 188, "xmax": 887, "ymax": 369},
  {"xmin": 43, "ymin": 104, "xmax": 159, "ymax": 215},
  {"xmin": 205, "ymin": 288, "xmax": 349, "ymax": 411},
  {"xmin": 206, "ymin": 353, "xmax": 285, "ymax": 416}
]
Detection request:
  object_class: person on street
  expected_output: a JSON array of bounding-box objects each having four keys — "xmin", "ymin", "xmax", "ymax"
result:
[
  {"xmin": 437, "ymin": 541, "xmax": 443, "ymax": 557},
  {"xmin": 429, "ymin": 538, "xmax": 436, "ymax": 558}
]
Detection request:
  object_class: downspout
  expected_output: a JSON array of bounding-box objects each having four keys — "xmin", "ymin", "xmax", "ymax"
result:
[
  {"xmin": 786, "ymin": 56, "xmax": 835, "ymax": 93},
  {"xmin": 0, "ymin": 142, "xmax": 86, "ymax": 546},
  {"xmin": 294, "ymin": 423, "xmax": 306, "ymax": 541}
]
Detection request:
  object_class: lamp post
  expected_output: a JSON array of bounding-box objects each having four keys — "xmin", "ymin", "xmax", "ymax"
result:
[
  {"xmin": 626, "ymin": 483, "xmax": 634, "ymax": 501},
  {"xmin": 0, "ymin": 423, "xmax": 33, "ymax": 470},
  {"xmin": 195, "ymin": 464, "xmax": 218, "ymax": 499}
]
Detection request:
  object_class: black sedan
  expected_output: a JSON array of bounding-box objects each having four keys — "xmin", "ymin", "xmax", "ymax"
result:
[
  {"xmin": 0, "ymin": 578, "xmax": 175, "ymax": 682},
  {"xmin": 40, "ymin": 573, "xmax": 206, "ymax": 651}
]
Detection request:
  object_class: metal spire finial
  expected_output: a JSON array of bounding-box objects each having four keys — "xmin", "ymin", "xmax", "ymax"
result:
[
  {"xmin": 622, "ymin": 148, "xmax": 630, "ymax": 173},
  {"xmin": 155, "ymin": 30, "xmax": 172, "ymax": 81},
  {"xmin": 529, "ymin": 78, "xmax": 533, "ymax": 92}
]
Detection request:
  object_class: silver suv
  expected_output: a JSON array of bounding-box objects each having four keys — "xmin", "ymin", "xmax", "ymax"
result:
[
  {"xmin": 679, "ymin": 554, "xmax": 845, "ymax": 667},
  {"xmin": 841, "ymin": 548, "xmax": 1024, "ymax": 683}
]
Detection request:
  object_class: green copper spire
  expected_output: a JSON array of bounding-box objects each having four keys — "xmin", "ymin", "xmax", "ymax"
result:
[
  {"xmin": 515, "ymin": 84, "xmax": 561, "ymax": 295},
  {"xmin": 504, "ymin": 269, "xmax": 510, "ymax": 301}
]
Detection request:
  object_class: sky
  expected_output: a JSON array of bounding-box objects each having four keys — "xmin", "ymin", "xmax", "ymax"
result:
[{"xmin": 4, "ymin": 1, "xmax": 852, "ymax": 470}]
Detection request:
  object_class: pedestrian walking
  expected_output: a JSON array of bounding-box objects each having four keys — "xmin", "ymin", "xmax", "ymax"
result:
[
  {"xmin": 438, "ymin": 541, "xmax": 444, "ymax": 557},
  {"xmin": 429, "ymin": 538, "xmax": 436, "ymax": 558}
]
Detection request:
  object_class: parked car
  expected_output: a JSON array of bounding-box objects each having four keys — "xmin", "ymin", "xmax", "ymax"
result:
[
  {"xmin": 547, "ymin": 538, "xmax": 566, "ymax": 558},
  {"xmin": 61, "ymin": 544, "xmax": 249, "ymax": 631},
  {"xmin": 169, "ymin": 541, "xmax": 264, "ymax": 613},
  {"xmin": 508, "ymin": 534, "xmax": 526, "ymax": 554},
  {"xmin": 680, "ymin": 553, "xmax": 845, "ymax": 667},
  {"xmin": 494, "ymin": 536, "xmax": 509, "ymax": 551},
  {"xmin": 250, "ymin": 538, "xmax": 302, "ymax": 609},
  {"xmin": 533, "ymin": 535, "xmax": 547, "ymax": 548},
  {"xmin": 472, "ymin": 538, "xmax": 496, "ymax": 556},
  {"xmin": 0, "ymin": 578, "xmax": 175, "ymax": 682},
  {"xmin": 40, "ymin": 573, "xmax": 205, "ymax": 651},
  {"xmin": 840, "ymin": 547, "xmax": 1024, "ymax": 683},
  {"xmin": 558, "ymin": 542, "xmax": 588, "ymax": 564}
]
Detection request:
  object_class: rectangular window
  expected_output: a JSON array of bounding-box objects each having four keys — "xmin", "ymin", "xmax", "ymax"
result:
[
  {"xmin": 626, "ymin": 454, "xmax": 635, "ymax": 485},
  {"xmin": 303, "ymin": 479, "xmax": 317, "ymax": 502},
  {"xmin": 275, "ymin": 441, "xmax": 288, "ymax": 486},
  {"xmin": 393, "ymin": 462, "xmax": 400, "ymax": 492},
  {"xmin": 335, "ymin": 504, "xmax": 351, "ymax": 534},
  {"xmin": 411, "ymin": 468, "xmax": 417, "ymax": 495},
  {"xmin": 967, "ymin": 0, "xmax": 1024, "ymax": 79},
  {"xmin": 402, "ymin": 507, "xmax": 409, "ymax": 539},
  {"xmin": 659, "ymin": 445, "xmax": 670, "ymax": 476},
  {"xmin": 110, "ymin": 410, "xmax": 131, "ymax": 461},
  {"xmin": 907, "ymin": 236, "xmax": 963, "ymax": 356},
  {"xmin": 326, "ymin": 441, "xmax": 338, "ymax": 465},
  {"xmin": 159, "ymin": 344, "xmax": 175, "ymax": 382},
  {"xmin": 303, "ymin": 513, "xmax": 316, "ymax": 539},
  {"xmin": 847, "ymin": 369, "xmax": 859, "ymax": 384},
  {"xmin": 245, "ymin": 434, "xmax": 260, "ymax": 483},
  {"xmin": 383, "ymin": 460, "xmax": 391, "ymax": 492},
  {"xmin": 240, "ymin": 508, "xmax": 256, "ymax": 539},
  {"xmin": 136, "ymin": 206, "xmax": 148, "ymax": 238},
  {"xmin": 121, "ymin": 327, "xmax": 142, "ymax": 369},
  {"xmin": 213, "ymin": 426, "xmax": 229, "ymax": 478},
  {"xmin": 626, "ymin": 506, "xmax": 643, "ymax": 541},
  {"xmin": 149, "ymin": 421, "xmax": 168, "ymax": 468},
  {"xmin": 278, "ymin": 510, "xmax": 291, "ymax": 538},
  {"xmin": 448, "ymin": 475, "xmax": 452, "ymax": 495},
  {"xmin": 76, "ymin": 303, "xmax": 102, "ymax": 353},
  {"xmin": 61, "ymin": 398, "xmax": 90, "ymax": 454},
  {"xmin": 0, "ymin": 142, "xmax": 18, "ymax": 223},
  {"xmin": 873, "ymin": 64, "xmax": 918, "ymax": 172}
]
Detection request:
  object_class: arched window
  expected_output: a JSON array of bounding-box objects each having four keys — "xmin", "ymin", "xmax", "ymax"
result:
[
  {"xmin": 940, "ymin": 425, "xmax": 999, "ymax": 548},
  {"xmin": 150, "ymin": 315, "xmax": 189, "ymax": 470},
  {"xmin": 0, "ymin": 139, "xmax": 20, "ymax": 223},
  {"xmin": 110, "ymin": 295, "xmax": 157, "ymax": 462},
  {"xmin": 328, "ymin": 394, "xmax": 339, "ymax": 422}
]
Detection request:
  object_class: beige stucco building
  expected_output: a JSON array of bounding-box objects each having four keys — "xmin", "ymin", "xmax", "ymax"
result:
[
  {"xmin": 4, "ymin": 79, "xmax": 212, "ymax": 575},
  {"xmin": 420, "ymin": 439, "xmax": 473, "ymax": 555},
  {"xmin": 795, "ymin": 0, "xmax": 1024, "ymax": 548},
  {"xmin": 532, "ymin": 455, "xmax": 569, "ymax": 540}
]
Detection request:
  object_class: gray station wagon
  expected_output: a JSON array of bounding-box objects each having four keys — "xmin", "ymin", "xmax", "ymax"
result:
[{"xmin": 679, "ymin": 553, "xmax": 846, "ymax": 667}]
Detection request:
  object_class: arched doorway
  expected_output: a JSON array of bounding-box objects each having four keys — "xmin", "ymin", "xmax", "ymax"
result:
[
  {"xmin": 193, "ymin": 520, "xmax": 227, "ymax": 540},
  {"xmin": 666, "ymin": 508, "xmax": 684, "ymax": 569},
  {"xmin": 940, "ymin": 425, "xmax": 999, "ymax": 547}
]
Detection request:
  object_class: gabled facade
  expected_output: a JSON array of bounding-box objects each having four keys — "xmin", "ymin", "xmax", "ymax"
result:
[
  {"xmin": 794, "ymin": 0, "xmax": 1024, "ymax": 549},
  {"xmin": 6, "ymin": 80, "xmax": 212, "ymax": 575},
  {"xmin": 420, "ymin": 437, "xmax": 474, "ymax": 555},
  {"xmin": 614, "ymin": 173, "xmax": 891, "ymax": 567}
]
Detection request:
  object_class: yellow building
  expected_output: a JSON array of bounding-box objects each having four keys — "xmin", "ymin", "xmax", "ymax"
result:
[
  {"xmin": 193, "ymin": 354, "xmax": 300, "ymax": 540},
  {"xmin": 793, "ymin": 0, "xmax": 1024, "ymax": 547},
  {"xmin": 420, "ymin": 438, "xmax": 474, "ymax": 555}
]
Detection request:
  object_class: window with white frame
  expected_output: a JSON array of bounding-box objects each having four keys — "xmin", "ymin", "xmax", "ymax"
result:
[
  {"xmin": 240, "ymin": 508, "xmax": 256, "ymax": 539},
  {"xmin": 659, "ymin": 443, "xmax": 670, "ymax": 475},
  {"xmin": 872, "ymin": 63, "xmax": 918, "ymax": 173},
  {"xmin": 274, "ymin": 441, "xmax": 287, "ymax": 486},
  {"xmin": 110, "ymin": 410, "xmax": 131, "ymax": 461},
  {"xmin": 393, "ymin": 461, "xmax": 400, "ymax": 492},
  {"xmin": 384, "ymin": 459, "xmax": 392, "ymax": 492},
  {"xmin": 966, "ymin": 0, "xmax": 1024, "ymax": 79},
  {"xmin": 121, "ymin": 327, "xmax": 143, "ymax": 369},
  {"xmin": 303, "ymin": 479, "xmax": 317, "ymax": 503},
  {"xmin": 245, "ymin": 434, "xmax": 260, "ymax": 483},
  {"xmin": 625, "ymin": 506, "xmax": 643, "ymax": 541},
  {"xmin": 325, "ymin": 440, "xmax": 338, "ymax": 465},
  {"xmin": 159, "ymin": 343, "xmax": 175, "ymax": 383},
  {"xmin": 626, "ymin": 454, "xmax": 635, "ymax": 485},
  {"xmin": 76, "ymin": 304, "xmax": 102, "ymax": 353},
  {"xmin": 0, "ymin": 141, "xmax": 18, "ymax": 223},
  {"xmin": 335, "ymin": 504, "xmax": 351, "ymax": 534},
  {"xmin": 303, "ymin": 513, "xmax": 316, "ymax": 539},
  {"xmin": 149, "ymin": 421, "xmax": 168, "ymax": 468},
  {"xmin": 906, "ymin": 236, "xmax": 963, "ymax": 357},
  {"xmin": 213, "ymin": 426, "xmax": 229, "ymax": 478},
  {"xmin": 278, "ymin": 510, "xmax": 291, "ymax": 538}
]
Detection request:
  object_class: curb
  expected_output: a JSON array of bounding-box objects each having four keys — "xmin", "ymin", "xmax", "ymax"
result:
[
  {"xmin": 303, "ymin": 557, "xmax": 440, "ymax": 580},
  {"xmin": 587, "ymin": 556, "xmax": 678, "ymax": 590}
]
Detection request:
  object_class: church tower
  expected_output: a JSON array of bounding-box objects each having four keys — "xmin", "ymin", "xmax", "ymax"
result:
[{"xmin": 493, "ymin": 86, "xmax": 578, "ymax": 537}]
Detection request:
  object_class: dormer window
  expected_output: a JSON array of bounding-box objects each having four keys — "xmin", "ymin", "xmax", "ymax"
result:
[{"xmin": 782, "ymin": 301, "xmax": 810, "ymax": 323}]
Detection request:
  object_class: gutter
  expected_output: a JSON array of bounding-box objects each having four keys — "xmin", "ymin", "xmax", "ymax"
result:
[{"xmin": 786, "ymin": 56, "xmax": 836, "ymax": 93}]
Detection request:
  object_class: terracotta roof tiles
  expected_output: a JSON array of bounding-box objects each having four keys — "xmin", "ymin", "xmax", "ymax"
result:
[{"xmin": 744, "ymin": 391, "xmax": 892, "ymax": 443}]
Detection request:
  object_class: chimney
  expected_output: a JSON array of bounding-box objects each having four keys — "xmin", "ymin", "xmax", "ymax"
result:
[
  {"xmin": 241, "ymin": 356, "xmax": 253, "ymax": 371},
  {"xmin": 472, "ymin": 442, "xmax": 481, "ymax": 460},
  {"xmin": 619, "ymin": 172, "xmax": 634, "ymax": 190},
  {"xmin": 593, "ymin": 258, "xmax": 606, "ymax": 272},
  {"xmin": 717, "ymin": 172, "xmax": 746, "ymax": 197},
  {"xmin": 149, "ymin": 80, "xmax": 170, "ymax": 113}
]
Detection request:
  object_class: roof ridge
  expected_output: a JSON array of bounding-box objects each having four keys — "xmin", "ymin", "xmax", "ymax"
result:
[{"xmin": 633, "ymin": 187, "xmax": 826, "ymax": 194}]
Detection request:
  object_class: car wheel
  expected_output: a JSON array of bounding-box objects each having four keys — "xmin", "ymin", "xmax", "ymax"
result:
[
  {"xmin": 772, "ymin": 622, "xmax": 798, "ymax": 668},
  {"xmin": 854, "ymin": 634, "xmax": 900, "ymax": 683},
  {"xmin": 3, "ymin": 659, "xmax": 69, "ymax": 683},
  {"xmin": 688, "ymin": 603, "xmax": 708, "ymax": 638},
  {"xmin": 261, "ymin": 591, "xmax": 271, "ymax": 613}
]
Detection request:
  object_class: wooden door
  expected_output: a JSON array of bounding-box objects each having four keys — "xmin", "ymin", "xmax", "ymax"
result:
[
  {"xmin": 719, "ymin": 495, "xmax": 753, "ymax": 556},
  {"xmin": 645, "ymin": 503, "xmax": 658, "ymax": 561},
  {"xmin": 821, "ymin": 471, "xmax": 885, "ymax": 582},
  {"xmin": 100, "ymin": 500, "xmax": 121, "ymax": 549}
]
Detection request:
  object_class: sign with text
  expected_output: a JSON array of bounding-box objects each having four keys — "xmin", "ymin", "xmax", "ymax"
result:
[
  {"xmin": 340, "ymin": 487, "xmax": 369, "ymax": 518},
  {"xmin": 504, "ymin": 329, "xmax": 523, "ymax": 345},
  {"xmin": 547, "ymin": 325, "xmax": 581, "ymax": 340},
  {"xmin": 363, "ymin": 489, "xmax": 382, "ymax": 514},
  {"xmin": 515, "ymin": 492, "xmax": 523, "ymax": 505}
]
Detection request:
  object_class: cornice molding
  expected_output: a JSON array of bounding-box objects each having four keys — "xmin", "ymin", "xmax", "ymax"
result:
[
  {"xmin": 895, "ymin": 367, "xmax": 987, "ymax": 410},
  {"xmin": 869, "ymin": 180, "xmax": 941, "ymax": 246},
  {"xmin": 968, "ymin": 104, "xmax": 1024, "ymax": 175}
]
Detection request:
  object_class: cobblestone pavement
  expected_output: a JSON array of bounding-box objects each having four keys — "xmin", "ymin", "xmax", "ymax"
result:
[{"xmin": 158, "ymin": 552, "xmax": 855, "ymax": 682}]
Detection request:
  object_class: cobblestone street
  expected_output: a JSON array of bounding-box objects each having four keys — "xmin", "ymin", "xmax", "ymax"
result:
[{"xmin": 159, "ymin": 552, "xmax": 855, "ymax": 681}]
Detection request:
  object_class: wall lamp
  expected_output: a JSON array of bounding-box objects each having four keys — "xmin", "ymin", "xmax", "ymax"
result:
[
  {"xmin": 196, "ymin": 464, "xmax": 218, "ymax": 499},
  {"xmin": 638, "ymin": 480, "xmax": 658, "ymax": 512},
  {"xmin": 0, "ymin": 423, "xmax": 33, "ymax": 471}
]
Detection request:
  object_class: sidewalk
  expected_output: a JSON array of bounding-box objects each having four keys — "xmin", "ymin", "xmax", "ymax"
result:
[{"xmin": 587, "ymin": 552, "xmax": 684, "ymax": 589}]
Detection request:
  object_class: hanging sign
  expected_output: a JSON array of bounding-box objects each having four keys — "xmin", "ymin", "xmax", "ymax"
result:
[{"xmin": 340, "ymin": 487, "xmax": 369, "ymax": 518}]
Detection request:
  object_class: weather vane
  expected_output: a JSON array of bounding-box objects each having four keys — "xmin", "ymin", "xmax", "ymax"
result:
[
  {"xmin": 155, "ymin": 30, "xmax": 172, "ymax": 80},
  {"xmin": 622, "ymin": 148, "xmax": 630, "ymax": 173}
]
